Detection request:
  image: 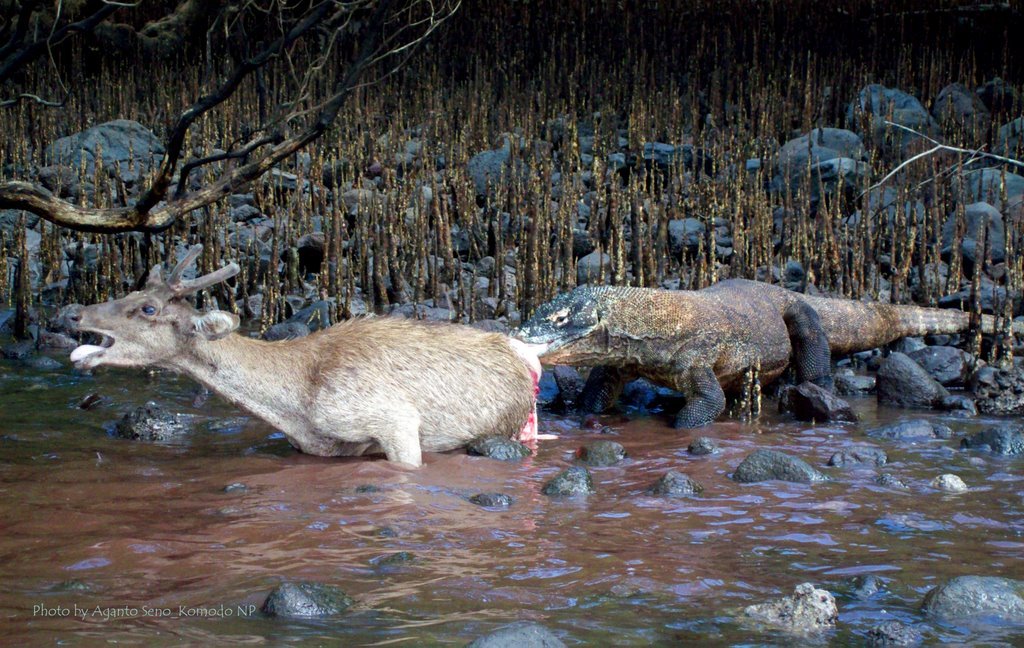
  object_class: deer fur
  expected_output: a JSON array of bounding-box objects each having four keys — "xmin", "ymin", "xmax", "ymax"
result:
[{"xmin": 70, "ymin": 245, "xmax": 538, "ymax": 467}]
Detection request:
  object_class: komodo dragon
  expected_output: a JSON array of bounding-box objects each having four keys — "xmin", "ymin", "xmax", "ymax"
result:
[{"xmin": 515, "ymin": 279, "xmax": 1021, "ymax": 428}]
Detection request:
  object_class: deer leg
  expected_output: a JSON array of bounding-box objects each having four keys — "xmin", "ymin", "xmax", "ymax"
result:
[
  {"xmin": 784, "ymin": 301, "xmax": 833, "ymax": 390},
  {"xmin": 376, "ymin": 408, "xmax": 423, "ymax": 467},
  {"xmin": 670, "ymin": 366, "xmax": 726, "ymax": 429},
  {"xmin": 578, "ymin": 365, "xmax": 635, "ymax": 413}
]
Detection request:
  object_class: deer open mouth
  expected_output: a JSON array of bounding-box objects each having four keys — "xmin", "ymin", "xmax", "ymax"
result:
[{"xmin": 70, "ymin": 334, "xmax": 115, "ymax": 367}]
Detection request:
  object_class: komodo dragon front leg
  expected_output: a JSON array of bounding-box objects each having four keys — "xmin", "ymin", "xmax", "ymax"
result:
[
  {"xmin": 578, "ymin": 365, "xmax": 637, "ymax": 413},
  {"xmin": 669, "ymin": 365, "xmax": 726, "ymax": 429},
  {"xmin": 783, "ymin": 301, "xmax": 834, "ymax": 390}
]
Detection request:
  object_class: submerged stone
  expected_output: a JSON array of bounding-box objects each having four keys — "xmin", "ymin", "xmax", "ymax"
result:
[
  {"xmin": 466, "ymin": 621, "xmax": 566, "ymax": 647},
  {"xmin": 261, "ymin": 581, "xmax": 354, "ymax": 619},
  {"xmin": 575, "ymin": 440, "xmax": 627, "ymax": 466},
  {"xmin": 467, "ymin": 436, "xmax": 531, "ymax": 461},
  {"xmin": 930, "ymin": 473, "xmax": 968, "ymax": 493},
  {"xmin": 469, "ymin": 493, "xmax": 514, "ymax": 508},
  {"xmin": 687, "ymin": 436, "xmax": 719, "ymax": 455},
  {"xmin": 732, "ymin": 449, "xmax": 828, "ymax": 484},
  {"xmin": 960, "ymin": 425, "xmax": 1024, "ymax": 456},
  {"xmin": 867, "ymin": 419, "xmax": 952, "ymax": 441},
  {"xmin": 646, "ymin": 471, "xmax": 703, "ymax": 496},
  {"xmin": 114, "ymin": 402, "xmax": 191, "ymax": 442},
  {"xmin": 828, "ymin": 446, "xmax": 887, "ymax": 467},
  {"xmin": 743, "ymin": 582, "xmax": 838, "ymax": 632},
  {"xmin": 541, "ymin": 466, "xmax": 595, "ymax": 496},
  {"xmin": 922, "ymin": 575, "xmax": 1024, "ymax": 625},
  {"xmin": 866, "ymin": 620, "xmax": 923, "ymax": 647}
]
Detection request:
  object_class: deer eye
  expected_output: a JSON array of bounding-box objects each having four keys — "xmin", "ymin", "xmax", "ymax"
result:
[{"xmin": 141, "ymin": 304, "xmax": 157, "ymax": 316}]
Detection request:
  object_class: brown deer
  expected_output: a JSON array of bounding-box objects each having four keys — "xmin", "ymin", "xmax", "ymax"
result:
[{"xmin": 69, "ymin": 245, "xmax": 542, "ymax": 467}]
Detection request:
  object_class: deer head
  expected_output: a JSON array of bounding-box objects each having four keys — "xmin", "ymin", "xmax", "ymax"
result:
[{"xmin": 69, "ymin": 245, "xmax": 241, "ymax": 370}]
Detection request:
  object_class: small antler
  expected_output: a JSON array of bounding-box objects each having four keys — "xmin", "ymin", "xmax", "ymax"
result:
[{"xmin": 148, "ymin": 244, "xmax": 240, "ymax": 296}]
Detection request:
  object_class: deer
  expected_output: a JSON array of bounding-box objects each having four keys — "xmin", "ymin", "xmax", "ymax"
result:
[{"xmin": 69, "ymin": 245, "xmax": 543, "ymax": 467}]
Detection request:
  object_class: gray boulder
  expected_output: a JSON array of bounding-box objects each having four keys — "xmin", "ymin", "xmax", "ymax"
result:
[
  {"xmin": 960, "ymin": 425, "xmax": 1024, "ymax": 455},
  {"xmin": 576, "ymin": 251, "xmax": 610, "ymax": 284},
  {"xmin": 575, "ymin": 440, "xmax": 627, "ymax": 466},
  {"xmin": 467, "ymin": 137, "xmax": 526, "ymax": 197},
  {"xmin": 466, "ymin": 621, "xmax": 565, "ymax": 648},
  {"xmin": 646, "ymin": 471, "xmax": 703, "ymax": 496},
  {"xmin": 469, "ymin": 493, "xmax": 514, "ymax": 508},
  {"xmin": 921, "ymin": 575, "xmax": 1024, "ymax": 625},
  {"xmin": 262, "ymin": 321, "xmax": 310, "ymax": 341},
  {"xmin": 876, "ymin": 352, "xmax": 949, "ymax": 408},
  {"xmin": 667, "ymin": 218, "xmax": 706, "ymax": 255},
  {"xmin": 952, "ymin": 168, "xmax": 1024, "ymax": 205},
  {"xmin": 866, "ymin": 621, "xmax": 922, "ymax": 647},
  {"xmin": 906, "ymin": 346, "xmax": 972, "ymax": 387},
  {"xmin": 46, "ymin": 119, "xmax": 164, "ymax": 180},
  {"xmin": 261, "ymin": 581, "xmax": 354, "ymax": 619},
  {"xmin": 743, "ymin": 582, "xmax": 838, "ymax": 632},
  {"xmin": 941, "ymin": 202, "xmax": 1005, "ymax": 267},
  {"xmin": 114, "ymin": 402, "xmax": 191, "ymax": 442},
  {"xmin": 732, "ymin": 449, "xmax": 828, "ymax": 484},
  {"xmin": 687, "ymin": 436, "xmax": 720, "ymax": 456},
  {"xmin": 932, "ymin": 83, "xmax": 990, "ymax": 133},
  {"xmin": 867, "ymin": 419, "xmax": 952, "ymax": 441},
  {"xmin": 541, "ymin": 466, "xmax": 595, "ymax": 496},
  {"xmin": 996, "ymin": 116, "xmax": 1024, "ymax": 157},
  {"xmin": 467, "ymin": 436, "xmax": 531, "ymax": 461},
  {"xmin": 846, "ymin": 84, "xmax": 939, "ymax": 157},
  {"xmin": 780, "ymin": 382, "xmax": 858, "ymax": 423},
  {"xmin": 828, "ymin": 446, "xmax": 887, "ymax": 467}
]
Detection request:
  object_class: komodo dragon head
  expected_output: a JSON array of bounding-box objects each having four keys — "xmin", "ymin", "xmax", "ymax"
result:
[{"xmin": 515, "ymin": 287, "xmax": 608, "ymax": 364}]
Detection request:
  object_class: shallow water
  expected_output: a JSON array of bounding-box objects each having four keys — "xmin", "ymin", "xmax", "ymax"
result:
[{"xmin": 1, "ymin": 358, "xmax": 1022, "ymax": 646}]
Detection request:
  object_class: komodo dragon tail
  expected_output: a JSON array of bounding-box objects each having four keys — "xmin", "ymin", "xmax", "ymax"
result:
[{"xmin": 805, "ymin": 296, "xmax": 1022, "ymax": 356}]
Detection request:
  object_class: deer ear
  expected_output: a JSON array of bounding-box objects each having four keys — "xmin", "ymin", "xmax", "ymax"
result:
[
  {"xmin": 146, "ymin": 264, "xmax": 164, "ymax": 288},
  {"xmin": 192, "ymin": 311, "xmax": 240, "ymax": 340}
]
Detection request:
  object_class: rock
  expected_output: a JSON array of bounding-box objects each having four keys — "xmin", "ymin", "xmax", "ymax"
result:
[
  {"xmin": 932, "ymin": 83, "xmax": 990, "ymax": 133},
  {"xmin": 866, "ymin": 621, "xmax": 923, "ymax": 647},
  {"xmin": 467, "ymin": 138, "xmax": 526, "ymax": 197},
  {"xmin": 646, "ymin": 471, "xmax": 703, "ymax": 496},
  {"xmin": 937, "ymin": 394, "xmax": 976, "ymax": 416},
  {"xmin": 467, "ymin": 436, "xmax": 531, "ymax": 461},
  {"xmin": 732, "ymin": 449, "xmax": 828, "ymax": 484},
  {"xmin": 846, "ymin": 84, "xmax": 938, "ymax": 157},
  {"xmin": 223, "ymin": 483, "xmax": 248, "ymax": 493},
  {"xmin": 972, "ymin": 364, "xmax": 1024, "ymax": 415},
  {"xmin": 876, "ymin": 352, "xmax": 949, "ymax": 408},
  {"xmin": 952, "ymin": 168, "xmax": 1024, "ymax": 205},
  {"xmin": 230, "ymin": 204, "xmax": 262, "ymax": 222},
  {"xmin": 743, "ymin": 582, "xmax": 838, "ymax": 632},
  {"xmin": 469, "ymin": 493, "xmax": 514, "ymax": 508},
  {"xmin": 370, "ymin": 551, "xmax": 415, "ymax": 566},
  {"xmin": 867, "ymin": 419, "xmax": 952, "ymax": 441},
  {"xmin": 906, "ymin": 346, "xmax": 972, "ymax": 387},
  {"xmin": 261, "ymin": 581, "xmax": 354, "ymax": 619},
  {"xmin": 834, "ymin": 371, "xmax": 876, "ymax": 395},
  {"xmin": 288, "ymin": 300, "xmax": 332, "ymax": 332},
  {"xmin": 847, "ymin": 574, "xmax": 885, "ymax": 600},
  {"xmin": 931, "ymin": 473, "xmax": 968, "ymax": 492},
  {"xmin": 642, "ymin": 142, "xmax": 691, "ymax": 168},
  {"xmin": 262, "ymin": 321, "xmax": 311, "ymax": 341},
  {"xmin": 45, "ymin": 119, "xmax": 165, "ymax": 180},
  {"xmin": 828, "ymin": 446, "xmax": 887, "ymax": 467},
  {"xmin": 541, "ymin": 466, "xmax": 595, "ymax": 496},
  {"xmin": 961, "ymin": 425, "xmax": 1024, "ymax": 455},
  {"xmin": 667, "ymin": 218, "xmax": 706, "ymax": 255},
  {"xmin": 921, "ymin": 575, "xmax": 1024, "ymax": 625},
  {"xmin": 687, "ymin": 436, "xmax": 719, "ymax": 456},
  {"xmin": 551, "ymin": 366, "xmax": 584, "ymax": 409},
  {"xmin": 875, "ymin": 473, "xmax": 910, "ymax": 489},
  {"xmin": 114, "ymin": 402, "xmax": 191, "ymax": 441},
  {"xmin": 776, "ymin": 128, "xmax": 865, "ymax": 180},
  {"xmin": 466, "ymin": 621, "xmax": 566, "ymax": 648},
  {"xmin": 1, "ymin": 340, "xmax": 35, "ymax": 360},
  {"xmin": 576, "ymin": 250, "xmax": 610, "ymax": 284},
  {"xmin": 995, "ymin": 116, "xmax": 1024, "ymax": 158},
  {"xmin": 937, "ymin": 278, "xmax": 1018, "ymax": 315},
  {"xmin": 25, "ymin": 356, "xmax": 62, "ymax": 371},
  {"xmin": 941, "ymin": 202, "xmax": 1005, "ymax": 268},
  {"xmin": 780, "ymin": 382, "xmax": 858, "ymax": 423},
  {"xmin": 782, "ymin": 260, "xmax": 806, "ymax": 292},
  {"xmin": 575, "ymin": 440, "xmax": 627, "ymax": 466},
  {"xmin": 976, "ymin": 77, "xmax": 1020, "ymax": 113}
]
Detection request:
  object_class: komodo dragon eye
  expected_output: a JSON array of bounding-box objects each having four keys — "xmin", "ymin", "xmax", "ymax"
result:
[{"xmin": 548, "ymin": 308, "xmax": 571, "ymax": 326}]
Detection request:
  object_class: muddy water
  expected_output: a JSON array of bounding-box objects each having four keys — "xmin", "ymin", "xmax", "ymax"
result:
[{"xmin": 1, "ymin": 359, "xmax": 1022, "ymax": 646}]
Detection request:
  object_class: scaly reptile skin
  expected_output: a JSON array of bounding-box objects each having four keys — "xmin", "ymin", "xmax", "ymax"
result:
[{"xmin": 515, "ymin": 279, "xmax": 979, "ymax": 428}]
